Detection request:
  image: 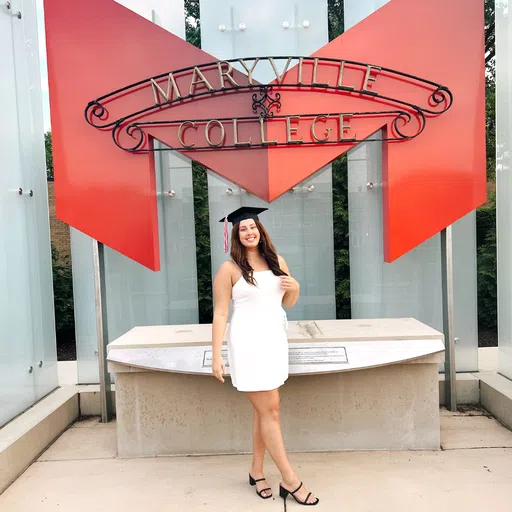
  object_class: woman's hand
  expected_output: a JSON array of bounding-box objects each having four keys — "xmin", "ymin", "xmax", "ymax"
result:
[
  {"xmin": 278, "ymin": 257, "xmax": 300, "ymax": 308},
  {"xmin": 279, "ymin": 275, "xmax": 300, "ymax": 293},
  {"xmin": 212, "ymin": 356, "xmax": 226, "ymax": 383}
]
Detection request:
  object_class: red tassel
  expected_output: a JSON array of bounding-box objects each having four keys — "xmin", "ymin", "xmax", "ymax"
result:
[{"xmin": 223, "ymin": 215, "xmax": 229, "ymax": 254}]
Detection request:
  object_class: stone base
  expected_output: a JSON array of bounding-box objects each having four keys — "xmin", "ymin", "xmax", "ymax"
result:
[
  {"xmin": 479, "ymin": 372, "xmax": 512, "ymax": 430},
  {"xmin": 114, "ymin": 356, "xmax": 440, "ymax": 457},
  {"xmin": 0, "ymin": 387, "xmax": 79, "ymax": 493}
]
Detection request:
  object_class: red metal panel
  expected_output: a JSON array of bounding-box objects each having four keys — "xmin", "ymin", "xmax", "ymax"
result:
[
  {"xmin": 45, "ymin": 0, "xmax": 485, "ymax": 269},
  {"xmin": 267, "ymin": 0, "xmax": 486, "ymax": 261}
]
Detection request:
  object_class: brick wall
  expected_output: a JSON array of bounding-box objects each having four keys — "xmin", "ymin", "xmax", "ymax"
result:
[{"xmin": 47, "ymin": 180, "xmax": 71, "ymax": 261}]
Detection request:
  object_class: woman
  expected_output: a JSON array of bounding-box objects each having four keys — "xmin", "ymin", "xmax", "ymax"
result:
[{"xmin": 211, "ymin": 206, "xmax": 319, "ymax": 506}]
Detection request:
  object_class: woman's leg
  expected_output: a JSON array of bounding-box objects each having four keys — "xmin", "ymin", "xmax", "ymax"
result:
[
  {"xmin": 246, "ymin": 389, "xmax": 317, "ymax": 504},
  {"xmin": 251, "ymin": 408, "xmax": 266, "ymax": 474},
  {"xmin": 250, "ymin": 408, "xmax": 272, "ymax": 498}
]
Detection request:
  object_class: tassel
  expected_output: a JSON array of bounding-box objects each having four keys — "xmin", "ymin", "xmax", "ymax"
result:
[{"xmin": 223, "ymin": 215, "xmax": 229, "ymax": 254}]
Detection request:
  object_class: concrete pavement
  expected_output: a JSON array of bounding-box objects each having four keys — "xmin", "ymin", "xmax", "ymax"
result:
[{"xmin": 1, "ymin": 409, "xmax": 511, "ymax": 511}]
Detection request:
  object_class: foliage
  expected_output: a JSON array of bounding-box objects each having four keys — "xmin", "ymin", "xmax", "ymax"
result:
[
  {"xmin": 184, "ymin": 0, "xmax": 201, "ymax": 48},
  {"xmin": 332, "ymin": 155, "xmax": 351, "ymax": 318},
  {"xmin": 184, "ymin": 3, "xmax": 212, "ymax": 323},
  {"xmin": 51, "ymin": 244, "xmax": 75, "ymax": 334},
  {"xmin": 46, "ymin": 136, "xmax": 75, "ymax": 336},
  {"xmin": 486, "ymin": 83, "xmax": 496, "ymax": 182},
  {"xmin": 326, "ymin": 2, "xmax": 350, "ymax": 318},
  {"xmin": 476, "ymin": 196, "xmax": 497, "ymax": 330},
  {"xmin": 45, "ymin": 131, "xmax": 53, "ymax": 179},
  {"xmin": 476, "ymin": 0, "xmax": 497, "ymax": 332},
  {"xmin": 192, "ymin": 163, "xmax": 214, "ymax": 323},
  {"xmin": 485, "ymin": 0, "xmax": 496, "ymax": 69},
  {"xmin": 485, "ymin": 0, "xmax": 496, "ymax": 182},
  {"xmin": 327, "ymin": 0, "xmax": 344, "ymax": 40}
]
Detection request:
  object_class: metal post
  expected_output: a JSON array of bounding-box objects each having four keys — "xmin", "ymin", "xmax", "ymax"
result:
[
  {"xmin": 441, "ymin": 226, "xmax": 457, "ymax": 412},
  {"xmin": 92, "ymin": 240, "xmax": 113, "ymax": 423}
]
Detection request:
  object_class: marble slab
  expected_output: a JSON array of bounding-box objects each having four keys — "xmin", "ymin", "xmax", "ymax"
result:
[
  {"xmin": 107, "ymin": 318, "xmax": 444, "ymax": 351},
  {"xmin": 107, "ymin": 338, "xmax": 444, "ymax": 376}
]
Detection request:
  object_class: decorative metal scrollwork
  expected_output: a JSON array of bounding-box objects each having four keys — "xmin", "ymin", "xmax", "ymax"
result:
[
  {"xmin": 252, "ymin": 86, "xmax": 282, "ymax": 118},
  {"xmin": 107, "ymin": 108, "xmax": 426, "ymax": 153},
  {"xmin": 83, "ymin": 55, "xmax": 453, "ymax": 153}
]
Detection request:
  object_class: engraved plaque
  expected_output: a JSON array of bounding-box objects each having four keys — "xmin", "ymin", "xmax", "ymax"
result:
[
  {"xmin": 202, "ymin": 345, "xmax": 348, "ymax": 368},
  {"xmin": 203, "ymin": 349, "xmax": 229, "ymax": 368},
  {"xmin": 289, "ymin": 345, "xmax": 348, "ymax": 365}
]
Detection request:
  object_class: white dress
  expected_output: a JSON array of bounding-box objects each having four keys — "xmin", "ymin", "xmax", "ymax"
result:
[{"xmin": 227, "ymin": 270, "xmax": 289, "ymax": 392}]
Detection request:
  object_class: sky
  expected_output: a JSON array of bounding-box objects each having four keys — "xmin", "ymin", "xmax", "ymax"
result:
[{"xmin": 36, "ymin": 0, "xmax": 51, "ymax": 132}]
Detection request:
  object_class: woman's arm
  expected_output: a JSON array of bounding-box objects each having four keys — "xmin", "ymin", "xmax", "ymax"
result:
[
  {"xmin": 211, "ymin": 262, "xmax": 232, "ymax": 383},
  {"xmin": 278, "ymin": 255, "xmax": 300, "ymax": 308}
]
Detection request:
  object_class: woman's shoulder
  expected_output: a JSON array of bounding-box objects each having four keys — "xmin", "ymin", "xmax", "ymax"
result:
[
  {"xmin": 277, "ymin": 254, "xmax": 289, "ymax": 273},
  {"xmin": 215, "ymin": 260, "xmax": 242, "ymax": 288},
  {"xmin": 216, "ymin": 260, "xmax": 239, "ymax": 278}
]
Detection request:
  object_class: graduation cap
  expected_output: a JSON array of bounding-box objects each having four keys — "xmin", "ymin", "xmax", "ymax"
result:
[
  {"xmin": 219, "ymin": 206, "xmax": 268, "ymax": 226},
  {"xmin": 220, "ymin": 206, "xmax": 268, "ymax": 253}
]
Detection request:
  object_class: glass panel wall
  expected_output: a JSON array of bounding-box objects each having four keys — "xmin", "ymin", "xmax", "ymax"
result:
[
  {"xmin": 345, "ymin": 0, "xmax": 479, "ymax": 373},
  {"xmin": 200, "ymin": 0, "xmax": 336, "ymax": 321},
  {"xmin": 73, "ymin": 150, "xmax": 198, "ymax": 384},
  {"xmin": 347, "ymin": 133, "xmax": 478, "ymax": 372},
  {"xmin": 207, "ymin": 169, "xmax": 336, "ymax": 321},
  {"xmin": 496, "ymin": 0, "xmax": 512, "ymax": 380},
  {"xmin": 73, "ymin": 1, "xmax": 196, "ymax": 384},
  {"xmin": 0, "ymin": 0, "xmax": 58, "ymax": 426},
  {"xmin": 14, "ymin": 0, "xmax": 58, "ymax": 401},
  {"xmin": 104, "ymin": 151, "xmax": 199, "ymax": 342}
]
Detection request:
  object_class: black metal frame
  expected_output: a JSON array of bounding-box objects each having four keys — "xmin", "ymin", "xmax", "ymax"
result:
[
  {"xmin": 85, "ymin": 56, "xmax": 453, "ymax": 153},
  {"xmin": 113, "ymin": 109, "xmax": 425, "ymax": 153},
  {"xmin": 252, "ymin": 86, "xmax": 282, "ymax": 118}
]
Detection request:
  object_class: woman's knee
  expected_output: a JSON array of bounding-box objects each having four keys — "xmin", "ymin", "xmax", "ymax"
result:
[
  {"xmin": 251, "ymin": 391, "xmax": 280, "ymax": 420},
  {"xmin": 265, "ymin": 402, "xmax": 280, "ymax": 421}
]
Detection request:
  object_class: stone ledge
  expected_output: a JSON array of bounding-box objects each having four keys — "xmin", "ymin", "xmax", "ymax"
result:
[
  {"xmin": 438, "ymin": 373, "xmax": 480, "ymax": 405},
  {"xmin": 79, "ymin": 385, "xmax": 116, "ymax": 417},
  {"xmin": 0, "ymin": 387, "xmax": 79, "ymax": 493},
  {"xmin": 477, "ymin": 372, "xmax": 512, "ymax": 430}
]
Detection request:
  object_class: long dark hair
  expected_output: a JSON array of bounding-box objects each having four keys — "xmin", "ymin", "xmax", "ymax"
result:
[{"xmin": 230, "ymin": 219, "xmax": 287, "ymax": 285}]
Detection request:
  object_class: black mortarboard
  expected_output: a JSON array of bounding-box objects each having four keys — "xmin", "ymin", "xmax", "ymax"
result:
[
  {"xmin": 219, "ymin": 206, "xmax": 268, "ymax": 226},
  {"xmin": 220, "ymin": 207, "xmax": 268, "ymax": 253}
]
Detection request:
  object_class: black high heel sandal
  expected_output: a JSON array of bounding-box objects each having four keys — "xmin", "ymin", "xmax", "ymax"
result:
[
  {"xmin": 279, "ymin": 481, "xmax": 319, "ymax": 506},
  {"xmin": 249, "ymin": 474, "xmax": 273, "ymax": 499}
]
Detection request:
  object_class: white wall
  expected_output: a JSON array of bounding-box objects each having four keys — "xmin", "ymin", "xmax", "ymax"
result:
[{"xmin": 496, "ymin": 0, "xmax": 512, "ymax": 380}]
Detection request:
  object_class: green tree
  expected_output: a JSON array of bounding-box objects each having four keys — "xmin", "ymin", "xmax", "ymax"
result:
[
  {"xmin": 51, "ymin": 244, "xmax": 75, "ymax": 334},
  {"xmin": 45, "ymin": 131, "xmax": 54, "ymax": 179},
  {"xmin": 477, "ymin": 196, "xmax": 497, "ymax": 330},
  {"xmin": 485, "ymin": 0, "xmax": 495, "ymax": 69},
  {"xmin": 44, "ymin": 135, "xmax": 75, "ymax": 341},
  {"xmin": 184, "ymin": 1, "xmax": 213, "ymax": 323},
  {"xmin": 327, "ymin": 0, "xmax": 344, "ymax": 40},
  {"xmin": 485, "ymin": 0, "xmax": 496, "ymax": 182},
  {"xmin": 192, "ymin": 163, "xmax": 213, "ymax": 323},
  {"xmin": 185, "ymin": 0, "xmax": 201, "ymax": 48},
  {"xmin": 332, "ymin": 155, "xmax": 351, "ymax": 319},
  {"xmin": 476, "ymin": 0, "xmax": 497, "ymax": 336},
  {"xmin": 325, "ymin": 1, "xmax": 351, "ymax": 318}
]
